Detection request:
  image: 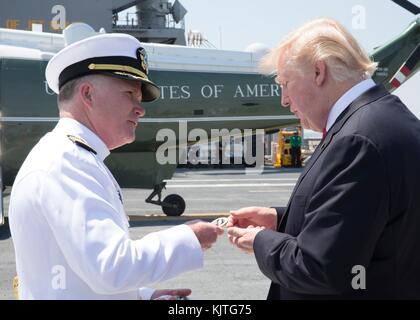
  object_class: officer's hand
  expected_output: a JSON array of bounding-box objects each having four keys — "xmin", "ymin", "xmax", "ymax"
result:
[
  {"xmin": 227, "ymin": 207, "xmax": 277, "ymax": 230},
  {"xmin": 151, "ymin": 288, "xmax": 191, "ymax": 300},
  {"xmin": 186, "ymin": 220, "xmax": 224, "ymax": 250}
]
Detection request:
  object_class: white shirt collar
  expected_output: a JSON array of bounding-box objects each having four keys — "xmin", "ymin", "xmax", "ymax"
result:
[
  {"xmin": 53, "ymin": 117, "xmax": 110, "ymax": 161},
  {"xmin": 325, "ymin": 78, "xmax": 376, "ymax": 132}
]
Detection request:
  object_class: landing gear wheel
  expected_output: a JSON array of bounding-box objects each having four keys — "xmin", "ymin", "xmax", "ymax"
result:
[{"xmin": 162, "ymin": 194, "xmax": 186, "ymax": 216}]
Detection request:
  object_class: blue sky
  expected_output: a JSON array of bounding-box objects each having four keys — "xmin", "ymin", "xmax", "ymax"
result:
[{"xmin": 179, "ymin": 0, "xmax": 418, "ymax": 52}]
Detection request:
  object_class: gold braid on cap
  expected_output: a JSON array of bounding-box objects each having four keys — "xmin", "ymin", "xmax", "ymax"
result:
[
  {"xmin": 58, "ymin": 55, "xmax": 149, "ymax": 90},
  {"xmin": 88, "ymin": 63, "xmax": 147, "ymax": 79}
]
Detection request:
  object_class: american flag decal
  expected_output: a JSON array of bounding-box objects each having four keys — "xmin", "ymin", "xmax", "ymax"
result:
[{"xmin": 389, "ymin": 44, "xmax": 420, "ymax": 88}]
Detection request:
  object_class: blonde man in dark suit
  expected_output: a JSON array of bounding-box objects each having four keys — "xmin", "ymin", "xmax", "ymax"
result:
[{"xmin": 227, "ymin": 18, "xmax": 420, "ymax": 299}]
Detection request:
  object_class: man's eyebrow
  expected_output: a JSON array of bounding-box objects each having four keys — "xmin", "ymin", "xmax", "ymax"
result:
[{"xmin": 125, "ymin": 83, "xmax": 142, "ymax": 98}]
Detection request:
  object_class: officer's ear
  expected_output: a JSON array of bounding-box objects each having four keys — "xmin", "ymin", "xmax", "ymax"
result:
[{"xmin": 79, "ymin": 82, "xmax": 94, "ymax": 108}]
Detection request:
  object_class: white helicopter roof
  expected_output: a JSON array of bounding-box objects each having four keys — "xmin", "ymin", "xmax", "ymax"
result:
[{"xmin": 0, "ymin": 25, "xmax": 265, "ymax": 74}]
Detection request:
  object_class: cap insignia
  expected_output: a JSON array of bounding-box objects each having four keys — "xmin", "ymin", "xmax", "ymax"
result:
[{"xmin": 136, "ymin": 47, "xmax": 149, "ymax": 75}]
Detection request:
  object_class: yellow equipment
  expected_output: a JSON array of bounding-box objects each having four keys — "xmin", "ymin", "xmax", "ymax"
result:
[
  {"xmin": 273, "ymin": 136, "xmax": 282, "ymax": 168},
  {"xmin": 274, "ymin": 128, "xmax": 302, "ymax": 168}
]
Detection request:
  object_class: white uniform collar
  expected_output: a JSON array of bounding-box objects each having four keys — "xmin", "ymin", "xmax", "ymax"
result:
[
  {"xmin": 325, "ymin": 78, "xmax": 376, "ymax": 132},
  {"xmin": 54, "ymin": 117, "xmax": 110, "ymax": 161}
]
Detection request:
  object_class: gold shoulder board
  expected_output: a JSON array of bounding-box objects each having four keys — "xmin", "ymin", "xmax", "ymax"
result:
[{"xmin": 67, "ymin": 135, "xmax": 97, "ymax": 155}]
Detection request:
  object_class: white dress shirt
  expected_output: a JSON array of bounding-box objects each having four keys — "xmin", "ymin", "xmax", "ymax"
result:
[
  {"xmin": 8, "ymin": 118, "xmax": 203, "ymax": 299},
  {"xmin": 325, "ymin": 78, "xmax": 376, "ymax": 132}
]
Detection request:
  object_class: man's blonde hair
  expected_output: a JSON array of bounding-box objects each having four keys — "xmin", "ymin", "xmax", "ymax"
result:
[{"xmin": 260, "ymin": 18, "xmax": 377, "ymax": 82}]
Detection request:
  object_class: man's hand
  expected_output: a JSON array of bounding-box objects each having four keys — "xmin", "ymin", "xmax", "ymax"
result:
[
  {"xmin": 186, "ymin": 220, "xmax": 224, "ymax": 250},
  {"xmin": 227, "ymin": 226, "xmax": 264, "ymax": 254},
  {"xmin": 151, "ymin": 288, "xmax": 191, "ymax": 300},
  {"xmin": 227, "ymin": 207, "xmax": 277, "ymax": 230}
]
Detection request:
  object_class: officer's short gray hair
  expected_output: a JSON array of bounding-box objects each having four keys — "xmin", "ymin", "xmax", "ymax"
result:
[{"xmin": 58, "ymin": 77, "xmax": 85, "ymax": 104}]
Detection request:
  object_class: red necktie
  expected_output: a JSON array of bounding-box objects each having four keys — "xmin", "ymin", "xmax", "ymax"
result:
[{"xmin": 322, "ymin": 127, "xmax": 327, "ymax": 138}]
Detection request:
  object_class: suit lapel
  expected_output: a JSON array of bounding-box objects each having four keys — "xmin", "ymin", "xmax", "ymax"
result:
[{"xmin": 278, "ymin": 84, "xmax": 389, "ymax": 231}]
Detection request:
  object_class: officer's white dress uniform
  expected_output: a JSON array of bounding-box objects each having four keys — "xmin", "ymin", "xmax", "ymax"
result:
[
  {"xmin": 9, "ymin": 118, "xmax": 203, "ymax": 299},
  {"xmin": 8, "ymin": 27, "xmax": 203, "ymax": 299}
]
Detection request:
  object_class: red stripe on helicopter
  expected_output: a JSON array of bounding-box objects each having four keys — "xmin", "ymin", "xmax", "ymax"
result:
[
  {"xmin": 390, "ymin": 78, "xmax": 401, "ymax": 88},
  {"xmin": 400, "ymin": 65, "xmax": 411, "ymax": 77}
]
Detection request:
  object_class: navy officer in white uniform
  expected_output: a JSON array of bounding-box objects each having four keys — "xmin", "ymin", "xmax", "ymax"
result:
[{"xmin": 8, "ymin": 30, "xmax": 224, "ymax": 299}]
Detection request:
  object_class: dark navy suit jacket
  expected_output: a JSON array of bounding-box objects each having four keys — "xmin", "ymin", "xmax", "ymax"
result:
[{"xmin": 254, "ymin": 84, "xmax": 420, "ymax": 299}]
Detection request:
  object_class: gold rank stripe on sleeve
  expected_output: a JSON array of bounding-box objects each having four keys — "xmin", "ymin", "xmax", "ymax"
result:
[
  {"xmin": 67, "ymin": 135, "xmax": 97, "ymax": 155},
  {"xmin": 88, "ymin": 63, "xmax": 147, "ymax": 79}
]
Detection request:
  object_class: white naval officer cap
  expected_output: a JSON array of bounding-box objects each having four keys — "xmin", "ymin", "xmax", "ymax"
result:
[{"xmin": 45, "ymin": 28, "xmax": 160, "ymax": 102}]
